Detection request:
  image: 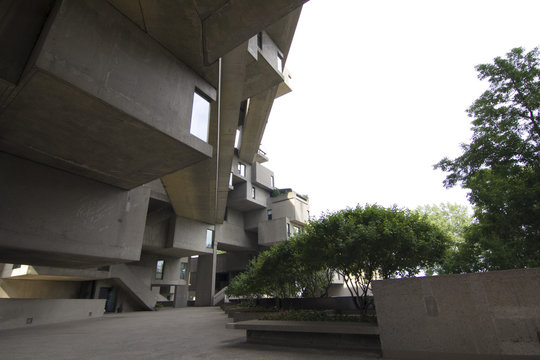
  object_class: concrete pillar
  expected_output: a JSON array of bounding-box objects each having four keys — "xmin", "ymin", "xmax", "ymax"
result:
[
  {"xmin": 194, "ymin": 252, "xmax": 217, "ymax": 306},
  {"xmin": 173, "ymin": 285, "xmax": 189, "ymax": 308}
]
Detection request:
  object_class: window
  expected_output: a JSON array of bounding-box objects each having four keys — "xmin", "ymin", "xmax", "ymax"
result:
[
  {"xmin": 206, "ymin": 229, "xmax": 214, "ymax": 249},
  {"xmin": 229, "ymin": 172, "xmax": 233, "ymax": 187},
  {"xmin": 267, "ymin": 209, "xmax": 272, "ymax": 220},
  {"xmin": 257, "ymin": 32, "xmax": 263, "ymax": 49},
  {"xmin": 277, "ymin": 52, "xmax": 284, "ymax": 72},
  {"xmin": 237, "ymin": 162, "xmax": 245, "ymax": 177},
  {"xmin": 287, "ymin": 223, "xmax": 291, "ymax": 237},
  {"xmin": 12, "ymin": 264, "xmax": 21, "ymax": 269},
  {"xmin": 234, "ymin": 128, "xmax": 242, "ymax": 149},
  {"xmin": 155, "ymin": 260, "xmax": 165, "ymax": 280},
  {"xmin": 251, "ymin": 186, "xmax": 256, "ymax": 199},
  {"xmin": 180, "ymin": 262, "xmax": 187, "ymax": 280},
  {"xmin": 189, "ymin": 91, "xmax": 211, "ymax": 142},
  {"xmin": 270, "ymin": 175, "xmax": 275, "ymax": 188},
  {"xmin": 293, "ymin": 226, "xmax": 301, "ymax": 235}
]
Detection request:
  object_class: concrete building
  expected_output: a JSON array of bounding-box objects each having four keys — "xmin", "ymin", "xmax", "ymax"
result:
[{"xmin": 0, "ymin": 0, "xmax": 309, "ymax": 326}]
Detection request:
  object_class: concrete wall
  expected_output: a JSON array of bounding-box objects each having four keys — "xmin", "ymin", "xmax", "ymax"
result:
[
  {"xmin": 244, "ymin": 209, "xmax": 267, "ymax": 231},
  {"xmin": 258, "ymin": 217, "xmax": 289, "ymax": 246},
  {"xmin": 252, "ymin": 162, "xmax": 274, "ymax": 190},
  {"xmin": 36, "ymin": 0, "xmax": 216, "ymax": 140},
  {"xmin": 0, "ymin": 298, "xmax": 105, "ymax": 330},
  {"xmin": 228, "ymin": 182, "xmax": 268, "ymax": 209},
  {"xmin": 216, "ymin": 252, "xmax": 254, "ymax": 273},
  {"xmin": 169, "ymin": 216, "xmax": 214, "ymax": 255},
  {"xmin": 0, "ymin": 279, "xmax": 81, "ymax": 299},
  {"xmin": 0, "ymin": 152, "xmax": 149, "ymax": 267},
  {"xmin": 270, "ymin": 192, "xmax": 309, "ymax": 224},
  {"xmin": 372, "ymin": 268, "xmax": 540, "ymax": 360},
  {"xmin": 0, "ymin": 0, "xmax": 214, "ymax": 189},
  {"xmin": 217, "ymin": 208, "xmax": 257, "ymax": 250}
]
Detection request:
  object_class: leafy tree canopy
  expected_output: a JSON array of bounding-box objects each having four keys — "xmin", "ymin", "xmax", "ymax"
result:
[
  {"xmin": 436, "ymin": 47, "xmax": 540, "ymax": 270},
  {"xmin": 296, "ymin": 204, "xmax": 450, "ymax": 310}
]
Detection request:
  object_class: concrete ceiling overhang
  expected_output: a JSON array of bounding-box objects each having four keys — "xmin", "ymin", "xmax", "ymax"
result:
[{"xmin": 106, "ymin": 0, "xmax": 307, "ymax": 86}]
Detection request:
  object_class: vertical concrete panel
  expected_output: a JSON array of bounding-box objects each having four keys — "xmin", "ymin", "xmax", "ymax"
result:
[
  {"xmin": 194, "ymin": 254, "xmax": 216, "ymax": 306},
  {"xmin": 373, "ymin": 268, "xmax": 540, "ymax": 359}
]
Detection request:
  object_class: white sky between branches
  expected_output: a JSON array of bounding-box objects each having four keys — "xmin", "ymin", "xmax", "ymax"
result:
[{"xmin": 262, "ymin": 0, "xmax": 540, "ymax": 218}]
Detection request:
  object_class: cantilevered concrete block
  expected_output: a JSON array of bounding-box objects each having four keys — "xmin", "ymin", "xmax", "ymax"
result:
[
  {"xmin": 0, "ymin": 0, "xmax": 214, "ymax": 189},
  {"xmin": 0, "ymin": 153, "xmax": 149, "ymax": 268}
]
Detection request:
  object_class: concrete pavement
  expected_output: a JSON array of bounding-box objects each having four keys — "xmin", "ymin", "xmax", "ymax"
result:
[{"xmin": 0, "ymin": 307, "xmax": 380, "ymax": 359}]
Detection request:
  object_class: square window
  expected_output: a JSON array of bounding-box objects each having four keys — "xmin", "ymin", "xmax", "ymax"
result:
[
  {"xmin": 190, "ymin": 91, "xmax": 211, "ymax": 142},
  {"xmin": 206, "ymin": 229, "xmax": 214, "ymax": 249},
  {"xmin": 155, "ymin": 260, "xmax": 165, "ymax": 280}
]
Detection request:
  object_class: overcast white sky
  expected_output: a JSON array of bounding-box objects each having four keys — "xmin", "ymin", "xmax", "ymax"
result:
[{"xmin": 261, "ymin": 0, "xmax": 540, "ymax": 218}]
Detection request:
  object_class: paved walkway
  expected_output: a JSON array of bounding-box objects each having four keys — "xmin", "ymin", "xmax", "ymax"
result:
[{"xmin": 0, "ymin": 307, "xmax": 380, "ymax": 359}]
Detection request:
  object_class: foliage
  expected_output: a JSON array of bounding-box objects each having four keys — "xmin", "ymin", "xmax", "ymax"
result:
[
  {"xmin": 261, "ymin": 309, "xmax": 375, "ymax": 323},
  {"xmin": 225, "ymin": 239, "xmax": 333, "ymax": 300},
  {"xmin": 296, "ymin": 205, "xmax": 450, "ymax": 311},
  {"xmin": 415, "ymin": 203, "xmax": 474, "ymax": 274},
  {"xmin": 435, "ymin": 47, "xmax": 540, "ymax": 270}
]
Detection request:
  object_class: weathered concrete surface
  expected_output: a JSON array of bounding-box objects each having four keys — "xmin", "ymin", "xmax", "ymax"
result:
[
  {"xmin": 0, "ymin": 299, "xmax": 105, "ymax": 331},
  {"xmin": 373, "ymin": 268, "xmax": 540, "ymax": 360},
  {"xmin": 0, "ymin": 307, "xmax": 379, "ymax": 359},
  {"xmin": 0, "ymin": 152, "xmax": 149, "ymax": 268}
]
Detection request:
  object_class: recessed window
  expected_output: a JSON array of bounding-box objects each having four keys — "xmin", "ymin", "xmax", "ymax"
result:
[
  {"xmin": 257, "ymin": 32, "xmax": 263, "ymax": 49},
  {"xmin": 234, "ymin": 128, "xmax": 242, "ymax": 149},
  {"xmin": 12, "ymin": 264, "xmax": 21, "ymax": 269},
  {"xmin": 206, "ymin": 229, "xmax": 214, "ymax": 249},
  {"xmin": 293, "ymin": 226, "xmax": 301, "ymax": 235},
  {"xmin": 190, "ymin": 91, "xmax": 211, "ymax": 142},
  {"xmin": 155, "ymin": 260, "xmax": 165, "ymax": 280},
  {"xmin": 270, "ymin": 175, "xmax": 275, "ymax": 188},
  {"xmin": 237, "ymin": 162, "xmax": 245, "ymax": 177},
  {"xmin": 180, "ymin": 262, "xmax": 187, "ymax": 280},
  {"xmin": 277, "ymin": 53, "xmax": 284, "ymax": 72},
  {"xmin": 267, "ymin": 209, "xmax": 272, "ymax": 220},
  {"xmin": 229, "ymin": 172, "xmax": 233, "ymax": 186},
  {"xmin": 287, "ymin": 223, "xmax": 291, "ymax": 237},
  {"xmin": 251, "ymin": 186, "xmax": 256, "ymax": 199}
]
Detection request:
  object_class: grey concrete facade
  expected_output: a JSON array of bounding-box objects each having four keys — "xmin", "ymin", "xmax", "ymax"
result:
[
  {"xmin": 372, "ymin": 268, "xmax": 540, "ymax": 360},
  {"xmin": 0, "ymin": 0, "xmax": 310, "ymax": 328}
]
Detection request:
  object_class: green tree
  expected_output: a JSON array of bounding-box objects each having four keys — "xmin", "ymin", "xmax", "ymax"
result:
[
  {"xmin": 225, "ymin": 238, "xmax": 333, "ymax": 300},
  {"xmin": 296, "ymin": 205, "xmax": 450, "ymax": 311},
  {"xmin": 436, "ymin": 47, "xmax": 540, "ymax": 270},
  {"xmin": 416, "ymin": 203, "xmax": 474, "ymax": 274}
]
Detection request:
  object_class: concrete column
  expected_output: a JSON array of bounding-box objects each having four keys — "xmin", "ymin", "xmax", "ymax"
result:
[
  {"xmin": 194, "ymin": 252, "xmax": 217, "ymax": 306},
  {"xmin": 173, "ymin": 285, "xmax": 189, "ymax": 308}
]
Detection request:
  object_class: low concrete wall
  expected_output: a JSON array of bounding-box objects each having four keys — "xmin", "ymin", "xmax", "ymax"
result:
[
  {"xmin": 372, "ymin": 268, "xmax": 540, "ymax": 360},
  {"xmin": 0, "ymin": 299, "xmax": 105, "ymax": 330}
]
